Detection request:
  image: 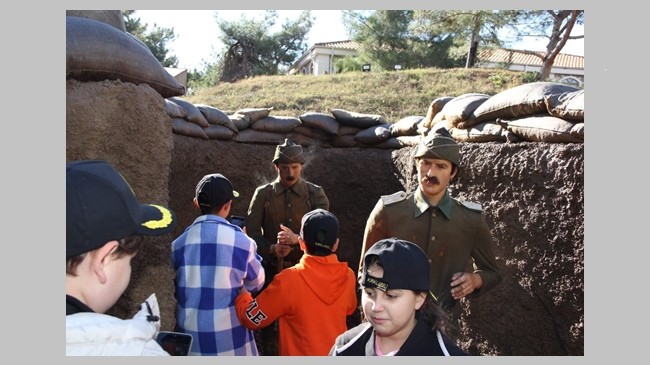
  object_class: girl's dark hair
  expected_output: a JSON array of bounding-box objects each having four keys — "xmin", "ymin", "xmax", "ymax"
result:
[
  {"xmin": 415, "ymin": 291, "xmax": 453, "ymax": 336},
  {"xmin": 66, "ymin": 235, "xmax": 143, "ymax": 276}
]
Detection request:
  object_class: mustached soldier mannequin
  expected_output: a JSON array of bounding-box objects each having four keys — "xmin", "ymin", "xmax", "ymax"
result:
[
  {"xmin": 245, "ymin": 139, "xmax": 329, "ymax": 355},
  {"xmin": 361, "ymin": 127, "xmax": 502, "ymax": 315}
]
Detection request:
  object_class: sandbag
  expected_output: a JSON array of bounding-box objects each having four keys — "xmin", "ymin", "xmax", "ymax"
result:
[
  {"xmin": 370, "ymin": 137, "xmax": 404, "ymax": 149},
  {"xmin": 293, "ymin": 125, "xmax": 332, "ymax": 141},
  {"xmin": 233, "ymin": 129, "xmax": 287, "ymax": 144},
  {"xmin": 329, "ymin": 108, "xmax": 386, "ymax": 128},
  {"xmin": 497, "ymin": 115, "xmax": 583, "ymax": 143},
  {"xmin": 439, "ymin": 93, "xmax": 490, "ymax": 127},
  {"xmin": 196, "ymin": 104, "xmax": 238, "ymax": 132},
  {"xmin": 286, "ymin": 132, "xmax": 331, "ymax": 148},
  {"xmin": 338, "ymin": 125, "xmax": 363, "ymax": 136},
  {"xmin": 390, "ymin": 115, "xmax": 424, "ymax": 137},
  {"xmin": 251, "ymin": 115, "xmax": 302, "ymax": 133},
  {"xmin": 66, "ymin": 10, "xmax": 126, "ymax": 31},
  {"xmin": 570, "ymin": 122, "xmax": 584, "ymax": 140},
  {"xmin": 330, "ymin": 135, "xmax": 360, "ymax": 148},
  {"xmin": 168, "ymin": 97, "xmax": 209, "ymax": 128},
  {"xmin": 204, "ymin": 124, "xmax": 235, "ymax": 140},
  {"xmin": 468, "ymin": 82, "xmax": 578, "ymax": 127},
  {"xmin": 354, "ymin": 123, "xmax": 391, "ymax": 144},
  {"xmin": 422, "ymin": 96, "xmax": 454, "ymax": 130},
  {"xmin": 450, "ymin": 122, "xmax": 517, "ymax": 143},
  {"xmin": 229, "ymin": 113, "xmax": 251, "ymax": 131},
  {"xmin": 66, "ymin": 16, "xmax": 185, "ymax": 98},
  {"xmin": 171, "ymin": 118, "xmax": 208, "ymax": 139},
  {"xmin": 544, "ymin": 89, "xmax": 584, "ymax": 122},
  {"xmin": 396, "ymin": 135, "xmax": 423, "ymax": 147},
  {"xmin": 299, "ymin": 112, "xmax": 340, "ymax": 135},
  {"xmin": 165, "ymin": 99, "xmax": 187, "ymax": 119},
  {"xmin": 235, "ymin": 107, "xmax": 273, "ymax": 123}
]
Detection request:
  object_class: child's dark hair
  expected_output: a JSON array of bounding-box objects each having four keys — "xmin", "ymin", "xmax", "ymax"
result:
[
  {"xmin": 66, "ymin": 235, "xmax": 143, "ymax": 276},
  {"xmin": 415, "ymin": 291, "xmax": 453, "ymax": 336}
]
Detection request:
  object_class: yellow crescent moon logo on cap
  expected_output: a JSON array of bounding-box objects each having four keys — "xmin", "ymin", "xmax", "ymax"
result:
[{"xmin": 141, "ymin": 204, "xmax": 173, "ymax": 229}]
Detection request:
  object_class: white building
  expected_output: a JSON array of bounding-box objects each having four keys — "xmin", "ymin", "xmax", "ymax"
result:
[
  {"xmin": 288, "ymin": 40, "xmax": 360, "ymax": 76},
  {"xmin": 289, "ymin": 41, "xmax": 584, "ymax": 87}
]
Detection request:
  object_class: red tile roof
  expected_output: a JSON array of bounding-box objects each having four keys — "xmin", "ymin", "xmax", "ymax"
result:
[
  {"xmin": 478, "ymin": 48, "xmax": 583, "ymax": 69},
  {"xmin": 313, "ymin": 40, "xmax": 361, "ymax": 50}
]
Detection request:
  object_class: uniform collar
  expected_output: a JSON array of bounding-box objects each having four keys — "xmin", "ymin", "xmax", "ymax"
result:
[
  {"xmin": 272, "ymin": 178, "xmax": 305, "ymax": 197},
  {"xmin": 414, "ymin": 188, "xmax": 452, "ymax": 220}
]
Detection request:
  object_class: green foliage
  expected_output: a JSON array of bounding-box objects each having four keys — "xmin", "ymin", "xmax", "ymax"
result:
[
  {"xmin": 185, "ymin": 68, "xmax": 530, "ymax": 121},
  {"xmin": 123, "ymin": 10, "xmax": 179, "ymax": 67},
  {"xmin": 344, "ymin": 10, "xmax": 460, "ymax": 71},
  {"xmin": 216, "ymin": 10, "xmax": 314, "ymax": 82}
]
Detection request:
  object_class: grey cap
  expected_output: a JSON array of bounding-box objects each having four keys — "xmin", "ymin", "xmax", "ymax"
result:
[
  {"xmin": 413, "ymin": 127, "xmax": 460, "ymax": 167},
  {"xmin": 273, "ymin": 139, "xmax": 305, "ymax": 164}
]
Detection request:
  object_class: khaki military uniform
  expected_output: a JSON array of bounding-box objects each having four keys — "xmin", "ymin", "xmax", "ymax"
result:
[
  {"xmin": 361, "ymin": 188, "xmax": 502, "ymax": 309},
  {"xmin": 247, "ymin": 178, "xmax": 329, "ymax": 275}
]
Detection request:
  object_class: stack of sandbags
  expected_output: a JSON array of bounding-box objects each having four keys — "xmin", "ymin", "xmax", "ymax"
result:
[{"xmin": 66, "ymin": 15, "xmax": 185, "ymax": 99}]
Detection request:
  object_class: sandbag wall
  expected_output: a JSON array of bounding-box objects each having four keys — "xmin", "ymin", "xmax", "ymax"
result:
[{"xmin": 170, "ymin": 81, "xmax": 584, "ymax": 147}]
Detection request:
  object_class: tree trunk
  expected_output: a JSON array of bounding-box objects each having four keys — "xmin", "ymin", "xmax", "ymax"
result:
[
  {"xmin": 539, "ymin": 10, "xmax": 580, "ymax": 80},
  {"xmin": 465, "ymin": 30, "xmax": 480, "ymax": 68}
]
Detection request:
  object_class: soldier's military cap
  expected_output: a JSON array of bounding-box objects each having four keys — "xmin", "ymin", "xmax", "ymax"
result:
[
  {"xmin": 413, "ymin": 127, "xmax": 460, "ymax": 167},
  {"xmin": 273, "ymin": 138, "xmax": 305, "ymax": 164}
]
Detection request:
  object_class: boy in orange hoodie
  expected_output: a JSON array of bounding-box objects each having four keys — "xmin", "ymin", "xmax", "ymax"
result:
[{"xmin": 235, "ymin": 209, "xmax": 357, "ymax": 356}]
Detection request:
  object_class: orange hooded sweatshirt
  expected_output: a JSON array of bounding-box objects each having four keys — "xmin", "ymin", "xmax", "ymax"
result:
[{"xmin": 235, "ymin": 253, "xmax": 357, "ymax": 356}]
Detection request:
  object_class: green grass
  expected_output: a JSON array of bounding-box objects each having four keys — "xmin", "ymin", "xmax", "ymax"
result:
[{"xmin": 186, "ymin": 68, "xmax": 532, "ymax": 122}]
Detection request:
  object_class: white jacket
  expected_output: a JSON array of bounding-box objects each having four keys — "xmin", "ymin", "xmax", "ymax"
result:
[{"xmin": 66, "ymin": 293, "xmax": 169, "ymax": 356}]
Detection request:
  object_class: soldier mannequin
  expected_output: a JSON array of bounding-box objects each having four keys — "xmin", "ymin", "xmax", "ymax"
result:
[
  {"xmin": 245, "ymin": 139, "xmax": 329, "ymax": 355},
  {"xmin": 360, "ymin": 127, "xmax": 502, "ymax": 312}
]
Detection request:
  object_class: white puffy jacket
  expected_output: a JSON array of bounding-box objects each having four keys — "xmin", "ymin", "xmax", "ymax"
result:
[{"xmin": 66, "ymin": 293, "xmax": 169, "ymax": 356}]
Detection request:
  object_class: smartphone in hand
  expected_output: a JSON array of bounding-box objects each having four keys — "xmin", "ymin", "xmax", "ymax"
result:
[{"xmin": 156, "ymin": 331, "xmax": 193, "ymax": 356}]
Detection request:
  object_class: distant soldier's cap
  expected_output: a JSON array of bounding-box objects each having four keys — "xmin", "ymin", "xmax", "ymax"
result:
[
  {"xmin": 272, "ymin": 138, "xmax": 305, "ymax": 164},
  {"xmin": 413, "ymin": 127, "xmax": 460, "ymax": 167}
]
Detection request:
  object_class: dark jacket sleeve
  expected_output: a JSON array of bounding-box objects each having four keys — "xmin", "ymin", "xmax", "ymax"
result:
[{"xmin": 245, "ymin": 185, "xmax": 272, "ymax": 263}]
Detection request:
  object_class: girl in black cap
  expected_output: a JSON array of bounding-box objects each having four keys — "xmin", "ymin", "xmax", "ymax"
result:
[{"xmin": 329, "ymin": 238, "xmax": 467, "ymax": 356}]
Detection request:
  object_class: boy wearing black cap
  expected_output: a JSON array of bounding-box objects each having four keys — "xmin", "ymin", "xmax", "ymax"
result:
[
  {"xmin": 66, "ymin": 160, "xmax": 177, "ymax": 355},
  {"xmin": 235, "ymin": 209, "xmax": 357, "ymax": 356},
  {"xmin": 172, "ymin": 173, "xmax": 265, "ymax": 355},
  {"xmin": 245, "ymin": 138, "xmax": 329, "ymax": 355},
  {"xmin": 361, "ymin": 127, "xmax": 502, "ymax": 311},
  {"xmin": 330, "ymin": 238, "xmax": 467, "ymax": 356}
]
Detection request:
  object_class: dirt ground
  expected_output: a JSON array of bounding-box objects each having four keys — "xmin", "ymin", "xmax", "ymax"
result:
[{"xmin": 67, "ymin": 80, "xmax": 583, "ymax": 356}]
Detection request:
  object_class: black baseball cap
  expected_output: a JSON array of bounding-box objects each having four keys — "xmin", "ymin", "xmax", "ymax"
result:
[
  {"xmin": 300, "ymin": 209, "xmax": 339, "ymax": 255},
  {"xmin": 66, "ymin": 160, "xmax": 177, "ymax": 259},
  {"xmin": 360, "ymin": 238, "xmax": 430, "ymax": 292},
  {"xmin": 195, "ymin": 173, "xmax": 239, "ymax": 208}
]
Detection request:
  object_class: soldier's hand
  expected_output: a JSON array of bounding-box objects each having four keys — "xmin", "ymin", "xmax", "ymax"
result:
[
  {"xmin": 277, "ymin": 224, "xmax": 298, "ymax": 246},
  {"xmin": 271, "ymin": 243, "xmax": 292, "ymax": 258},
  {"xmin": 450, "ymin": 272, "xmax": 483, "ymax": 299}
]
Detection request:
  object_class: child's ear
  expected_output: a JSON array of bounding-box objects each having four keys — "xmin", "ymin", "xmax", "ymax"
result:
[
  {"xmin": 331, "ymin": 238, "xmax": 340, "ymax": 253},
  {"xmin": 90, "ymin": 241, "xmax": 119, "ymax": 284},
  {"xmin": 414, "ymin": 292, "xmax": 427, "ymax": 311}
]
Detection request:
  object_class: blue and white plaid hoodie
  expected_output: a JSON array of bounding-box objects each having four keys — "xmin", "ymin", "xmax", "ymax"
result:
[{"xmin": 172, "ymin": 214, "xmax": 265, "ymax": 355}]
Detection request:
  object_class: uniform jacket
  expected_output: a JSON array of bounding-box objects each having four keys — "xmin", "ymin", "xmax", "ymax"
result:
[
  {"xmin": 172, "ymin": 214, "xmax": 265, "ymax": 355},
  {"xmin": 329, "ymin": 320, "xmax": 468, "ymax": 356},
  {"xmin": 66, "ymin": 293, "xmax": 169, "ymax": 356},
  {"xmin": 235, "ymin": 253, "xmax": 357, "ymax": 356},
  {"xmin": 362, "ymin": 188, "xmax": 502, "ymax": 309},
  {"xmin": 246, "ymin": 178, "xmax": 329, "ymax": 270}
]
